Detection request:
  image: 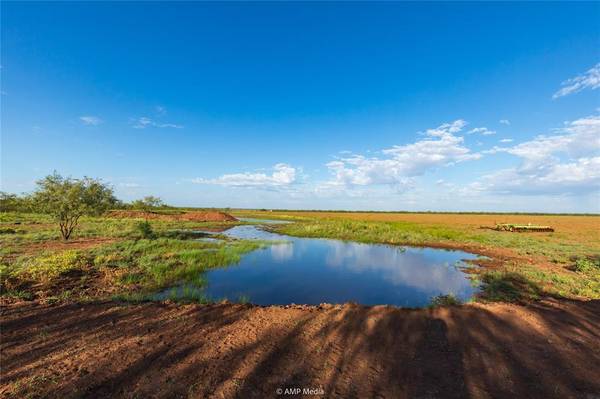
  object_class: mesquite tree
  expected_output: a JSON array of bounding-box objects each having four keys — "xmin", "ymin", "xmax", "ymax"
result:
[
  {"xmin": 32, "ymin": 173, "xmax": 118, "ymax": 240},
  {"xmin": 131, "ymin": 196, "xmax": 164, "ymax": 211}
]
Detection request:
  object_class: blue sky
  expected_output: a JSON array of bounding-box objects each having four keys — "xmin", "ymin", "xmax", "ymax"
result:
[{"xmin": 1, "ymin": 2, "xmax": 599, "ymax": 212}]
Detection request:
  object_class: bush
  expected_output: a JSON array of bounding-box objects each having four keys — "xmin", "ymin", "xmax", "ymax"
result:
[{"xmin": 135, "ymin": 221, "xmax": 155, "ymax": 239}]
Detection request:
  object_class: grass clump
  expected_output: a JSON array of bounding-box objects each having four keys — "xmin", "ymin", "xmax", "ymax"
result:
[
  {"xmin": 429, "ymin": 294, "xmax": 462, "ymax": 307},
  {"xmin": 134, "ymin": 220, "xmax": 155, "ymax": 239},
  {"xmin": 573, "ymin": 257, "xmax": 600, "ymax": 273}
]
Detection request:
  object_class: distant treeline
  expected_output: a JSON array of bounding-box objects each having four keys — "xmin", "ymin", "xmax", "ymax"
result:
[
  {"xmin": 226, "ymin": 208, "xmax": 600, "ymax": 217},
  {"xmin": 2, "ymin": 183, "xmax": 597, "ymax": 217}
]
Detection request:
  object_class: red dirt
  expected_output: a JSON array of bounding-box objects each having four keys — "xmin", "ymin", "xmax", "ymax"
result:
[
  {"xmin": 107, "ymin": 210, "xmax": 238, "ymax": 222},
  {"xmin": 1, "ymin": 299, "xmax": 599, "ymax": 398},
  {"xmin": 22, "ymin": 237, "xmax": 118, "ymax": 253}
]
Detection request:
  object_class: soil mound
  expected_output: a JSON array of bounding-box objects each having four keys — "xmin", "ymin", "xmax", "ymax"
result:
[{"xmin": 107, "ymin": 210, "xmax": 237, "ymax": 222}]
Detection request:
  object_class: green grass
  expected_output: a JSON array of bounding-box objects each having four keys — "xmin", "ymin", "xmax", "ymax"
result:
[
  {"xmin": 429, "ymin": 294, "xmax": 462, "ymax": 307},
  {"xmin": 0, "ymin": 212, "xmax": 267, "ymax": 303},
  {"xmin": 91, "ymin": 237, "xmax": 264, "ymax": 291},
  {"xmin": 273, "ymin": 219, "xmax": 597, "ymax": 263}
]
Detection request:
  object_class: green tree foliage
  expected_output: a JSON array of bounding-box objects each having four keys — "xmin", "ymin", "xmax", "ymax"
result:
[
  {"xmin": 131, "ymin": 196, "xmax": 165, "ymax": 211},
  {"xmin": 0, "ymin": 191, "xmax": 32, "ymax": 212},
  {"xmin": 32, "ymin": 172, "xmax": 118, "ymax": 240}
]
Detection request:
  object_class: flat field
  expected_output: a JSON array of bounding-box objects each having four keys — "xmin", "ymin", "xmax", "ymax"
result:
[
  {"xmin": 1, "ymin": 210, "xmax": 599, "ymax": 398},
  {"xmin": 235, "ymin": 210, "xmax": 600, "ymax": 301}
]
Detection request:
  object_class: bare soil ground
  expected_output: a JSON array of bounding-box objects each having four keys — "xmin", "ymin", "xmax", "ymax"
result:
[
  {"xmin": 2, "ymin": 300, "xmax": 599, "ymax": 399},
  {"xmin": 107, "ymin": 210, "xmax": 237, "ymax": 222}
]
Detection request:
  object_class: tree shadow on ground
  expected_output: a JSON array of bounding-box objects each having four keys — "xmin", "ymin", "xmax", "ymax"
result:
[{"xmin": 1, "ymin": 298, "xmax": 599, "ymax": 399}]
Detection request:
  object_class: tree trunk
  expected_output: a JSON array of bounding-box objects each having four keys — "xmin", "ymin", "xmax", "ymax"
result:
[{"xmin": 59, "ymin": 215, "xmax": 80, "ymax": 240}]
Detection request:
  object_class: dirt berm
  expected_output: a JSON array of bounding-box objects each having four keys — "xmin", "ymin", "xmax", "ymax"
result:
[{"xmin": 107, "ymin": 210, "xmax": 237, "ymax": 222}]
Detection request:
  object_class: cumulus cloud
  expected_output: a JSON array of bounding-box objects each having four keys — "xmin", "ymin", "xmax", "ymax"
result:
[
  {"xmin": 131, "ymin": 116, "xmax": 183, "ymax": 129},
  {"xmin": 472, "ymin": 113, "xmax": 600, "ymax": 195},
  {"xmin": 499, "ymin": 119, "xmax": 510, "ymax": 125},
  {"xmin": 468, "ymin": 127, "xmax": 496, "ymax": 136},
  {"xmin": 553, "ymin": 63, "xmax": 600, "ymax": 99},
  {"xmin": 324, "ymin": 120, "xmax": 480, "ymax": 189},
  {"xmin": 80, "ymin": 116, "xmax": 102, "ymax": 126},
  {"xmin": 192, "ymin": 163, "xmax": 297, "ymax": 188}
]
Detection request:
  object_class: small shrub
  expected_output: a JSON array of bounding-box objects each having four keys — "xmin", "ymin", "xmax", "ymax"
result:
[
  {"xmin": 134, "ymin": 221, "xmax": 155, "ymax": 239},
  {"xmin": 429, "ymin": 294, "xmax": 462, "ymax": 307}
]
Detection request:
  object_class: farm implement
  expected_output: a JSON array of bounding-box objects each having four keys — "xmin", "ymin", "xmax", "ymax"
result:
[{"xmin": 486, "ymin": 223, "xmax": 555, "ymax": 233}]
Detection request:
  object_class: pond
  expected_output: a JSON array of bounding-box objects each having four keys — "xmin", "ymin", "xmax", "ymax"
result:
[{"xmin": 157, "ymin": 223, "xmax": 482, "ymax": 308}]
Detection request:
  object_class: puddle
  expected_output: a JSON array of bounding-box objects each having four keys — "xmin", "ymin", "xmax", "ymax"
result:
[{"xmin": 158, "ymin": 223, "xmax": 481, "ymax": 307}]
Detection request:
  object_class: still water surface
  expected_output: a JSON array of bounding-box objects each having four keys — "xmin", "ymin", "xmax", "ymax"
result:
[{"xmin": 162, "ymin": 223, "xmax": 481, "ymax": 307}]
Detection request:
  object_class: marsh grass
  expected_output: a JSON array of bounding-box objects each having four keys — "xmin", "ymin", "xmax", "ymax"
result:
[{"xmin": 91, "ymin": 238, "xmax": 265, "ymax": 291}]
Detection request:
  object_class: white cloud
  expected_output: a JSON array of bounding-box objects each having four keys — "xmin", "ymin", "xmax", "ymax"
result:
[
  {"xmin": 553, "ymin": 63, "xmax": 600, "ymax": 99},
  {"xmin": 131, "ymin": 116, "xmax": 183, "ymax": 129},
  {"xmin": 502, "ymin": 114, "xmax": 600, "ymax": 162},
  {"xmin": 155, "ymin": 105, "xmax": 166, "ymax": 115},
  {"xmin": 192, "ymin": 163, "xmax": 297, "ymax": 188},
  {"xmin": 468, "ymin": 127, "xmax": 496, "ymax": 136},
  {"xmin": 499, "ymin": 119, "xmax": 510, "ymax": 125},
  {"xmin": 472, "ymin": 113, "xmax": 600, "ymax": 195},
  {"xmin": 80, "ymin": 116, "xmax": 102, "ymax": 126},
  {"xmin": 324, "ymin": 120, "xmax": 480, "ymax": 188},
  {"xmin": 499, "ymin": 138, "xmax": 513, "ymax": 143}
]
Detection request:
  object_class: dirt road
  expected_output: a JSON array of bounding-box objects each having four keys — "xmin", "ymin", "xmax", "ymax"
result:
[{"xmin": 1, "ymin": 300, "xmax": 599, "ymax": 398}]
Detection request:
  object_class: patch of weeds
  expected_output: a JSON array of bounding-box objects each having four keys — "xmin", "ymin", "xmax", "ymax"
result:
[
  {"xmin": 19, "ymin": 250, "xmax": 89, "ymax": 283},
  {"xmin": 161, "ymin": 230, "xmax": 211, "ymax": 240},
  {"xmin": 479, "ymin": 270, "xmax": 541, "ymax": 302},
  {"xmin": 93, "ymin": 253, "xmax": 125, "ymax": 268},
  {"xmin": 1, "ymin": 289, "xmax": 34, "ymax": 301},
  {"xmin": 134, "ymin": 220, "xmax": 155, "ymax": 239},
  {"xmin": 111, "ymin": 292, "xmax": 153, "ymax": 303},
  {"xmin": 44, "ymin": 296, "xmax": 60, "ymax": 305},
  {"xmin": 119, "ymin": 272, "xmax": 143, "ymax": 285},
  {"xmin": 173, "ymin": 285, "xmax": 210, "ymax": 303},
  {"xmin": 429, "ymin": 294, "xmax": 462, "ymax": 307},
  {"xmin": 573, "ymin": 257, "xmax": 600, "ymax": 273}
]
